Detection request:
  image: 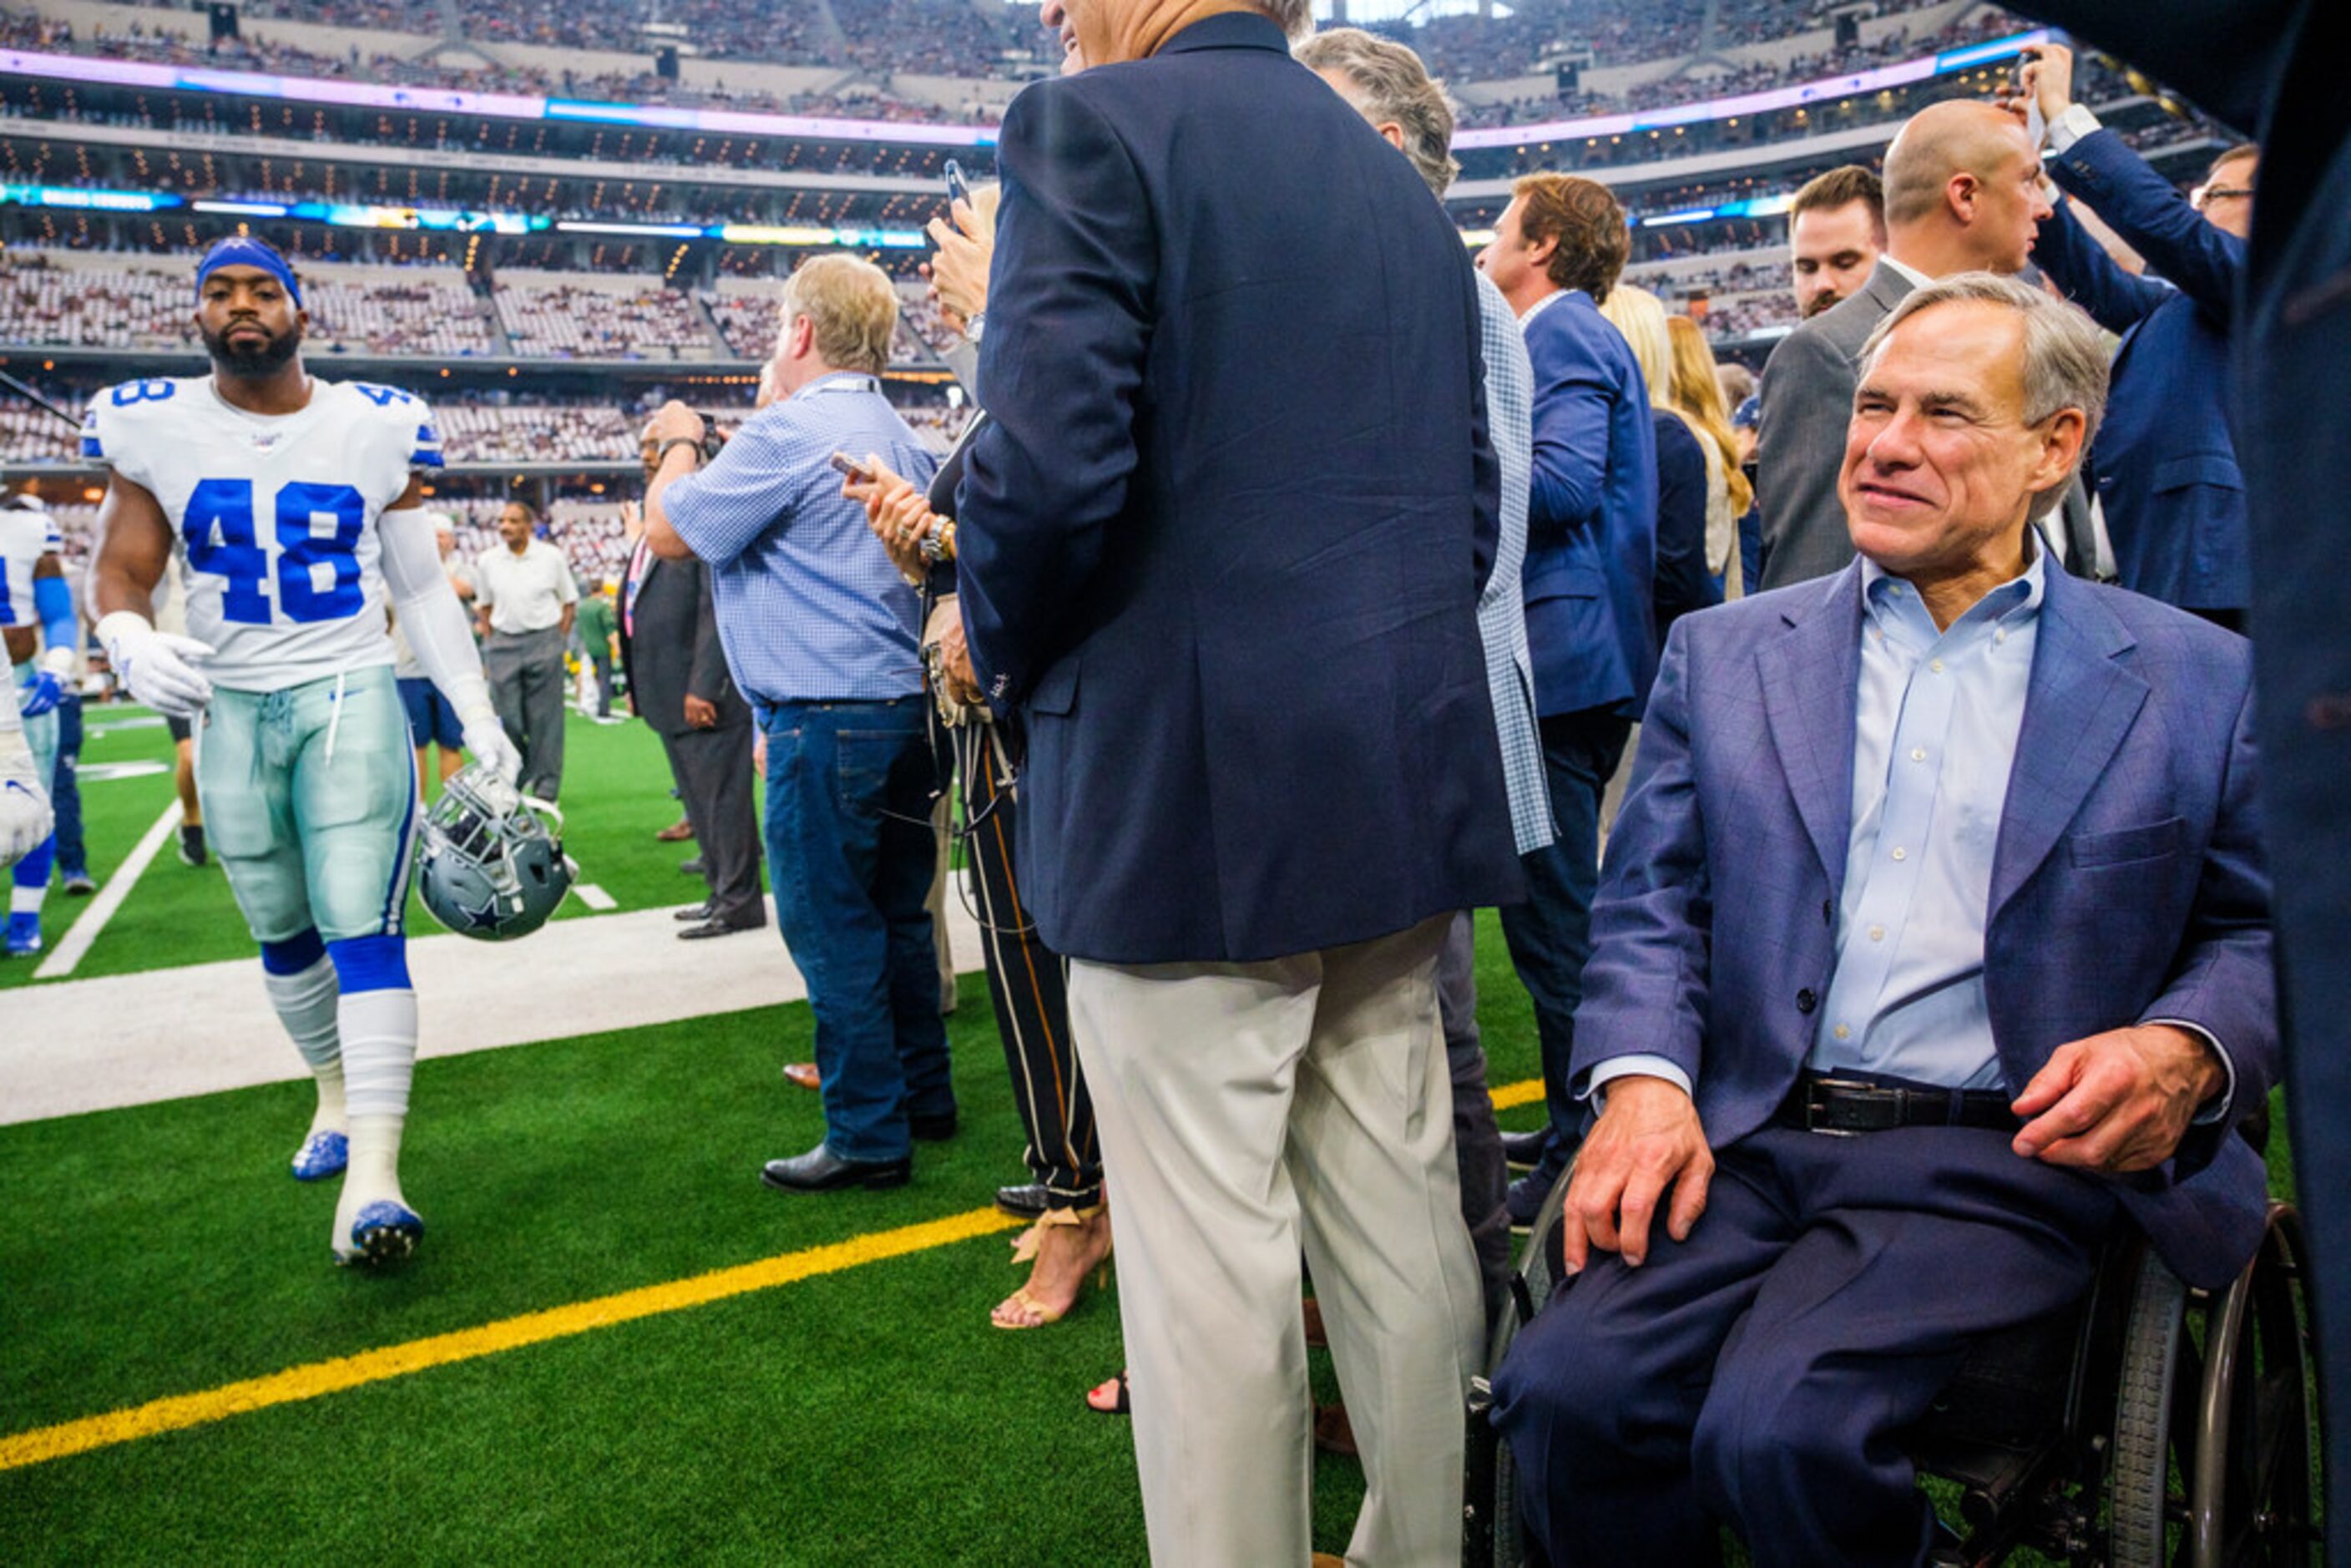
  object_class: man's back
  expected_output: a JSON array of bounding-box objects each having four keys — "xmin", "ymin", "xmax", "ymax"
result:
[{"xmin": 958, "ymin": 12, "xmax": 1521, "ymax": 964}]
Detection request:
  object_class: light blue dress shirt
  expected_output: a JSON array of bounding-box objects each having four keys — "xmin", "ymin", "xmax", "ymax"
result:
[
  {"xmin": 664, "ymin": 372, "xmax": 938, "ymax": 705},
  {"xmin": 1808, "ymin": 549, "xmax": 2045, "ymax": 1087},
  {"xmin": 1592, "ymin": 536, "xmax": 2232, "ymax": 1109}
]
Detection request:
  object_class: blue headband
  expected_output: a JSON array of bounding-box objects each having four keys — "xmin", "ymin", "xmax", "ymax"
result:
[{"xmin": 195, "ymin": 237, "xmax": 303, "ymax": 309}]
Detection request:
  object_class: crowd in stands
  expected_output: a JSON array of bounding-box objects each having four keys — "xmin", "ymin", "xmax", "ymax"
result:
[
  {"xmin": 494, "ymin": 278, "xmax": 716, "ymax": 358},
  {"xmin": 304, "ymin": 272, "xmax": 498, "ymax": 357},
  {"xmin": 704, "ymin": 281, "xmax": 947, "ymax": 366},
  {"xmin": 0, "ymin": 0, "xmax": 2082, "ymax": 133}
]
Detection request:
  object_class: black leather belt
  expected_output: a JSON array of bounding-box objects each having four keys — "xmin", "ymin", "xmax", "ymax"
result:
[{"xmin": 1775, "ymin": 1074, "xmax": 2022, "ymax": 1136}]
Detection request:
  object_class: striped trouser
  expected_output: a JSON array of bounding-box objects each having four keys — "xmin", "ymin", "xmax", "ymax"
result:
[{"xmin": 954, "ymin": 718, "xmax": 1101, "ymax": 1210}]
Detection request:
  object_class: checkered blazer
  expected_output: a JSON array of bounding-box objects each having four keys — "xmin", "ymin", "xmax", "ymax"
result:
[{"xmin": 1474, "ymin": 271, "xmax": 1553, "ymax": 855}]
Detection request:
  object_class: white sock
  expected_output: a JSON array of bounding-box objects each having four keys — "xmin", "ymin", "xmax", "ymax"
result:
[
  {"xmin": 333, "ymin": 989, "xmax": 419, "ymax": 1250},
  {"xmin": 8, "ymin": 882, "xmax": 43, "ymax": 918},
  {"xmin": 262, "ymin": 956, "xmax": 345, "ymax": 1136}
]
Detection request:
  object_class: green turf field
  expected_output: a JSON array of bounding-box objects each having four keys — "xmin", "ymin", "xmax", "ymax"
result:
[{"xmin": 2, "ymin": 707, "xmax": 2300, "ymax": 1564}]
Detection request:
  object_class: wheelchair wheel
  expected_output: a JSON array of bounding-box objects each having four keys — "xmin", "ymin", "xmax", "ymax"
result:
[
  {"xmin": 1468, "ymin": 1166, "xmax": 1577, "ymax": 1568},
  {"xmin": 2184, "ymin": 1201, "xmax": 2320, "ymax": 1568},
  {"xmin": 2107, "ymin": 1250, "xmax": 2190, "ymax": 1567}
]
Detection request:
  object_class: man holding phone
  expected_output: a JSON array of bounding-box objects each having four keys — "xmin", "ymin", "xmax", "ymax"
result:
[{"xmin": 640, "ymin": 254, "xmax": 958, "ymax": 1193}]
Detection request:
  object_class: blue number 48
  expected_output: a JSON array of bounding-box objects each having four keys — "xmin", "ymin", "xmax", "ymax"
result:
[{"xmin": 184, "ymin": 480, "xmax": 368, "ymax": 625}]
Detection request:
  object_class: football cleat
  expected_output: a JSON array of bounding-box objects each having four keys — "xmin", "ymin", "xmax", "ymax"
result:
[
  {"xmin": 337, "ymin": 1201, "xmax": 425, "ymax": 1267},
  {"xmin": 291, "ymin": 1129, "xmax": 349, "ymax": 1181},
  {"xmin": 3, "ymin": 913, "xmax": 39, "ymax": 959},
  {"xmin": 61, "ymin": 868, "xmax": 96, "ymax": 896},
  {"xmin": 415, "ymin": 764, "xmax": 573, "ymax": 941}
]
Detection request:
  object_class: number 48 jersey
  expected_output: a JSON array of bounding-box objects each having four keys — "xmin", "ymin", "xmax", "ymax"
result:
[{"xmin": 83, "ymin": 376, "xmax": 445, "ymax": 693}]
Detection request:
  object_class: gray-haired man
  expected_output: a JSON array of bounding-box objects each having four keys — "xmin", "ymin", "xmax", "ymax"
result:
[
  {"xmin": 1297, "ymin": 23, "xmax": 1546, "ymax": 1326},
  {"xmin": 1492, "ymin": 274, "xmax": 2273, "ymax": 1565}
]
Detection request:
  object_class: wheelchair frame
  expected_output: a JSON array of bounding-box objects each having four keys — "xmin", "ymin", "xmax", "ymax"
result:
[{"xmin": 1465, "ymin": 1177, "xmax": 2320, "ymax": 1567}]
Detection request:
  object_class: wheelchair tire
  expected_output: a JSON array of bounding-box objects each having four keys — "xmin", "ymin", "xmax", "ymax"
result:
[
  {"xmin": 2110, "ymin": 1252, "xmax": 2191, "ymax": 1567},
  {"xmin": 1474, "ymin": 1169, "xmax": 1579, "ymax": 1568},
  {"xmin": 2184, "ymin": 1202, "xmax": 2320, "ymax": 1568}
]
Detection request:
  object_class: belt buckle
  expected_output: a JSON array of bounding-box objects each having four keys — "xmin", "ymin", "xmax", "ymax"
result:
[{"xmin": 1807, "ymin": 1075, "xmax": 1897, "ymax": 1136}]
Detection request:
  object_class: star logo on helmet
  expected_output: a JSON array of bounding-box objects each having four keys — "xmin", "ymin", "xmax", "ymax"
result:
[{"xmin": 454, "ymin": 887, "xmax": 506, "ymax": 934}]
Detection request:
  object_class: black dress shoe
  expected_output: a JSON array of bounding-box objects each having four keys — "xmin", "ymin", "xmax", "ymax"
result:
[
  {"xmin": 761, "ymin": 1144, "xmax": 911, "ymax": 1192},
  {"xmin": 994, "ymin": 1182, "xmax": 1050, "ymax": 1220},
  {"xmin": 678, "ymin": 918, "xmax": 761, "ymax": 940},
  {"xmin": 679, "ymin": 857, "xmax": 706, "ymax": 877},
  {"xmin": 1500, "ymin": 1128, "xmax": 1554, "ymax": 1171},
  {"xmin": 908, "ymin": 1110, "xmax": 958, "ymax": 1142},
  {"xmin": 674, "ymin": 903, "xmax": 713, "ymax": 923}
]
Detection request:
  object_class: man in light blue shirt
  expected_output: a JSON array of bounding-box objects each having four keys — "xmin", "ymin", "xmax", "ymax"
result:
[
  {"xmin": 1493, "ymin": 275, "xmax": 2276, "ymax": 1565},
  {"xmin": 645, "ymin": 255, "xmax": 954, "ymax": 1194}
]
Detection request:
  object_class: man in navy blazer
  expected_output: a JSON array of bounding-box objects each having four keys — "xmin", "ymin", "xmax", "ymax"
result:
[
  {"xmin": 953, "ymin": 2, "xmax": 1523, "ymax": 1560},
  {"xmin": 1491, "ymin": 276, "xmax": 2274, "ymax": 1565},
  {"xmin": 1475, "ymin": 172, "xmax": 1659, "ymax": 1218},
  {"xmin": 2019, "ymin": 44, "xmax": 2252, "ymax": 625}
]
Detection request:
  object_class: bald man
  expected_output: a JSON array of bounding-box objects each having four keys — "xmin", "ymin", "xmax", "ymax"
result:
[{"xmin": 1756, "ymin": 101, "xmax": 2055, "ymax": 588}]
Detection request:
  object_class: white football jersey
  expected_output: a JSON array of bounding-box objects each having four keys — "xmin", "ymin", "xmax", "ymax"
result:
[
  {"xmin": 83, "ymin": 376, "xmax": 444, "ymax": 692},
  {"xmin": 0, "ymin": 504, "xmax": 63, "ymax": 635}
]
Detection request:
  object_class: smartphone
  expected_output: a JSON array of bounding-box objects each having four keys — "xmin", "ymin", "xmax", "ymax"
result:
[
  {"xmin": 830, "ymin": 450, "xmax": 876, "ymax": 484},
  {"xmin": 943, "ymin": 158, "xmax": 971, "ymax": 210}
]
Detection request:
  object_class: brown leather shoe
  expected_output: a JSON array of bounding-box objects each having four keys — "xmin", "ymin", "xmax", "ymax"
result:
[
  {"xmin": 782, "ymin": 1062, "xmax": 821, "ymax": 1091},
  {"xmin": 1312, "ymin": 1402, "xmax": 1357, "ymax": 1457},
  {"xmin": 1312, "ymin": 1555, "xmax": 1345, "ymax": 1568},
  {"xmin": 655, "ymin": 818, "xmax": 695, "ymax": 842}
]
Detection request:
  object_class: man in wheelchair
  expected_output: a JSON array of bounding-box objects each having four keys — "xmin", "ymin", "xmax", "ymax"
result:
[{"xmin": 1489, "ymin": 275, "xmax": 2276, "ymax": 1567}]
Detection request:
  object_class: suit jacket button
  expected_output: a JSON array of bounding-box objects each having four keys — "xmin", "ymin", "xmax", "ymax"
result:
[
  {"xmin": 1822, "ymin": 899, "xmax": 1833, "ymax": 924},
  {"xmin": 1797, "ymin": 989, "xmax": 1818, "ymax": 1014}
]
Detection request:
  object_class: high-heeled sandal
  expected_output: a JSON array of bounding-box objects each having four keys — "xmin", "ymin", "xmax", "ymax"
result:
[
  {"xmin": 1085, "ymin": 1370, "xmax": 1130, "ymax": 1414},
  {"xmin": 991, "ymin": 1202, "xmax": 1111, "ymax": 1330}
]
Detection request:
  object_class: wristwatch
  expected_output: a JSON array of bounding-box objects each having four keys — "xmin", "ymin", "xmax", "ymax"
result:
[{"xmin": 963, "ymin": 311, "xmax": 986, "ymax": 345}]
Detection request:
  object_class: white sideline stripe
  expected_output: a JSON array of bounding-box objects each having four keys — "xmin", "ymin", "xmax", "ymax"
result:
[
  {"xmin": 32, "ymin": 800, "xmax": 183, "ymax": 981},
  {"xmin": 0, "ymin": 895, "xmax": 985, "ymax": 1125},
  {"xmin": 571, "ymin": 883, "xmax": 617, "ymax": 911}
]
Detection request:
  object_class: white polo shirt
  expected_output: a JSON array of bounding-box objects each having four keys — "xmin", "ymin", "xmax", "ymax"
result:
[{"xmin": 473, "ymin": 538, "xmax": 577, "ymax": 635}]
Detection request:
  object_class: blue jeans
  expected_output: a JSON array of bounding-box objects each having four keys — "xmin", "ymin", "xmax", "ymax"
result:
[
  {"xmin": 1497, "ymin": 706, "xmax": 1632, "ymax": 1180},
  {"xmin": 760, "ymin": 697, "xmax": 953, "ymax": 1163},
  {"xmin": 53, "ymin": 691, "xmax": 84, "ymax": 877}
]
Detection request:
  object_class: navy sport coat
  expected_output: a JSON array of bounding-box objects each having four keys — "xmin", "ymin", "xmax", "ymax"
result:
[{"xmin": 955, "ymin": 11, "xmax": 1524, "ymax": 964}]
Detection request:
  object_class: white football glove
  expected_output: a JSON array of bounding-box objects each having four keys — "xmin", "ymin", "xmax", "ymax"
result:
[
  {"xmin": 0, "ymin": 726, "xmax": 53, "ymax": 870},
  {"xmin": 97, "ymin": 612, "xmax": 215, "ymax": 718},
  {"xmin": 460, "ymin": 706, "xmax": 523, "ymax": 787}
]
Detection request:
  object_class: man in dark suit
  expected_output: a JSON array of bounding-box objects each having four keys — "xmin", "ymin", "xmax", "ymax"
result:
[
  {"xmin": 2008, "ymin": 4, "xmax": 2351, "ymax": 1547},
  {"xmin": 1474, "ymin": 172, "xmax": 1659, "ymax": 1221},
  {"xmin": 2018, "ymin": 43, "xmax": 2252, "ymax": 626},
  {"xmin": 1756, "ymin": 100, "xmax": 2058, "ymax": 589},
  {"xmin": 1493, "ymin": 276, "xmax": 2274, "ymax": 1565},
  {"xmin": 953, "ymin": 0, "xmax": 1524, "ymax": 1558},
  {"xmin": 619, "ymin": 518, "xmax": 761, "ymax": 938}
]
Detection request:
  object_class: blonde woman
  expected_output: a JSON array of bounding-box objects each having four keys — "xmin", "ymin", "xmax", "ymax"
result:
[
  {"xmin": 1666, "ymin": 314, "xmax": 1757, "ymax": 598},
  {"xmin": 1596, "ymin": 283, "xmax": 1717, "ymax": 638}
]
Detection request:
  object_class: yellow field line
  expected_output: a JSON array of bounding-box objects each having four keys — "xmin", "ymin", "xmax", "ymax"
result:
[
  {"xmin": 0, "ymin": 1206, "xmax": 1022, "ymax": 1474},
  {"xmin": 1491, "ymin": 1076, "xmax": 1545, "ymax": 1111},
  {"xmin": 3, "ymin": 1075, "xmax": 1550, "ymax": 1474}
]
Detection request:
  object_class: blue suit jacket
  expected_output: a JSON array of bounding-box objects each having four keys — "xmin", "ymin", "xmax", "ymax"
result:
[
  {"xmin": 1519, "ymin": 291, "xmax": 1659, "ymax": 719},
  {"xmin": 2034, "ymin": 128, "xmax": 2249, "ymax": 611},
  {"xmin": 954, "ymin": 13, "xmax": 1523, "ymax": 964},
  {"xmin": 1573, "ymin": 562, "xmax": 2276, "ymax": 1288}
]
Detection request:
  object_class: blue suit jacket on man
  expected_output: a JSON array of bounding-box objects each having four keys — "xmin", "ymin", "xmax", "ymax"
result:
[
  {"xmin": 954, "ymin": 13, "xmax": 1523, "ymax": 964},
  {"xmin": 1572, "ymin": 562, "xmax": 2276, "ymax": 1288},
  {"xmin": 1519, "ymin": 291, "xmax": 1659, "ymax": 720},
  {"xmin": 2034, "ymin": 127, "xmax": 2249, "ymax": 611}
]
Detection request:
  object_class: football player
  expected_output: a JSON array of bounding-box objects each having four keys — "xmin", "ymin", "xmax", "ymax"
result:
[
  {"xmin": 0, "ymin": 491, "xmax": 75, "ymax": 955},
  {"xmin": 87, "ymin": 235, "xmax": 521, "ymax": 1267},
  {"xmin": 0, "ymin": 655, "xmax": 53, "ymax": 873}
]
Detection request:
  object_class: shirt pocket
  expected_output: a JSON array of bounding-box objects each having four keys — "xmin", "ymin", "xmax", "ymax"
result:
[{"xmin": 2066, "ymin": 817, "xmax": 2186, "ymax": 868}]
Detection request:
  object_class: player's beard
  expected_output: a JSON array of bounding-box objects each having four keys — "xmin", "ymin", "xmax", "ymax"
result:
[{"xmin": 201, "ymin": 318, "xmax": 302, "ymax": 378}]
